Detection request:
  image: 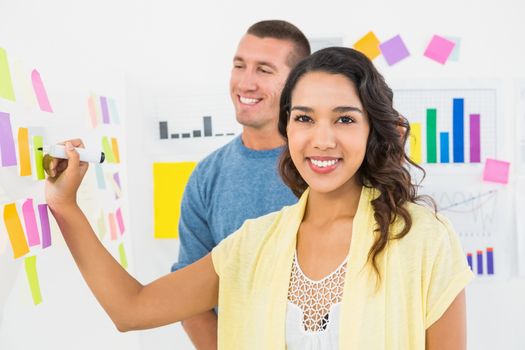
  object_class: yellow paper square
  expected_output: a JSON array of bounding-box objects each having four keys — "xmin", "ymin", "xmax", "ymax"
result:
[{"xmin": 353, "ymin": 31, "xmax": 381, "ymax": 60}]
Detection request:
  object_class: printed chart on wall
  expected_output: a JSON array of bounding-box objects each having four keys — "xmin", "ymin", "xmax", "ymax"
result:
[
  {"xmin": 393, "ymin": 82, "xmax": 513, "ymax": 280},
  {"xmin": 147, "ymin": 92, "xmax": 241, "ymax": 158},
  {"xmin": 0, "ymin": 42, "xmax": 134, "ymax": 349}
]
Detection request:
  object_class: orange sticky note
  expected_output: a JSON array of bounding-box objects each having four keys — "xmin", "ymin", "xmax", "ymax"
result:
[
  {"xmin": 3, "ymin": 203, "xmax": 30, "ymax": 258},
  {"xmin": 353, "ymin": 31, "xmax": 381, "ymax": 60},
  {"xmin": 111, "ymin": 137, "xmax": 120, "ymax": 163},
  {"xmin": 18, "ymin": 128, "xmax": 32, "ymax": 176}
]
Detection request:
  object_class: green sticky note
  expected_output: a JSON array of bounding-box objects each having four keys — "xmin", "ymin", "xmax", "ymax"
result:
[
  {"xmin": 118, "ymin": 243, "xmax": 128, "ymax": 269},
  {"xmin": 102, "ymin": 136, "xmax": 115, "ymax": 163},
  {"xmin": 0, "ymin": 47, "xmax": 16, "ymax": 101},
  {"xmin": 24, "ymin": 255, "xmax": 43, "ymax": 305},
  {"xmin": 33, "ymin": 136, "xmax": 45, "ymax": 180}
]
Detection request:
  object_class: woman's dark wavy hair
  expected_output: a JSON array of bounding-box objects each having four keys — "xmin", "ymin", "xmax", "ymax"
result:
[{"xmin": 278, "ymin": 47, "xmax": 431, "ymax": 278}]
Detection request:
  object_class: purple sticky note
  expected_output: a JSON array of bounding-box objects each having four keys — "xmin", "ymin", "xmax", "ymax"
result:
[
  {"xmin": 424, "ymin": 35, "xmax": 455, "ymax": 64},
  {"xmin": 113, "ymin": 172, "xmax": 121, "ymax": 190},
  {"xmin": 379, "ymin": 35, "xmax": 410, "ymax": 66},
  {"xmin": 100, "ymin": 96, "xmax": 110, "ymax": 124},
  {"xmin": 22, "ymin": 199, "xmax": 41, "ymax": 247},
  {"xmin": 38, "ymin": 204, "xmax": 52, "ymax": 248},
  {"xmin": 483, "ymin": 159, "xmax": 510, "ymax": 184},
  {"xmin": 0, "ymin": 112, "xmax": 17, "ymax": 167},
  {"xmin": 116, "ymin": 208, "xmax": 125, "ymax": 235}
]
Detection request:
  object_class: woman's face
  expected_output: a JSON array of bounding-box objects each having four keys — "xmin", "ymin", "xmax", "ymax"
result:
[{"xmin": 287, "ymin": 71, "xmax": 370, "ymax": 195}]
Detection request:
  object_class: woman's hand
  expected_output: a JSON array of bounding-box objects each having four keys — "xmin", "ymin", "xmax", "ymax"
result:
[{"xmin": 44, "ymin": 139, "xmax": 89, "ymax": 210}]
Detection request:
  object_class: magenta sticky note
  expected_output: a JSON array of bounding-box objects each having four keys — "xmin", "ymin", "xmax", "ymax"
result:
[
  {"xmin": 31, "ymin": 69, "xmax": 53, "ymax": 112},
  {"xmin": 424, "ymin": 35, "xmax": 456, "ymax": 64},
  {"xmin": 0, "ymin": 112, "xmax": 18, "ymax": 166},
  {"xmin": 116, "ymin": 208, "xmax": 125, "ymax": 235},
  {"xmin": 379, "ymin": 35, "xmax": 410, "ymax": 66},
  {"xmin": 483, "ymin": 159, "xmax": 510, "ymax": 184},
  {"xmin": 22, "ymin": 199, "xmax": 41, "ymax": 246},
  {"xmin": 38, "ymin": 204, "xmax": 52, "ymax": 248}
]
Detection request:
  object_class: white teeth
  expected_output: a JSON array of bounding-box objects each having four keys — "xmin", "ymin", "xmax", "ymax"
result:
[
  {"xmin": 239, "ymin": 96, "xmax": 260, "ymax": 105},
  {"xmin": 310, "ymin": 158, "xmax": 339, "ymax": 168}
]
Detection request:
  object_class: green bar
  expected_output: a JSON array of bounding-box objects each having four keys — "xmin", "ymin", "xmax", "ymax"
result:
[
  {"xmin": 426, "ymin": 109, "xmax": 437, "ymax": 163},
  {"xmin": 33, "ymin": 136, "xmax": 45, "ymax": 180}
]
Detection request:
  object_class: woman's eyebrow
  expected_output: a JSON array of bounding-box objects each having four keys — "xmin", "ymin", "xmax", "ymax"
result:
[
  {"xmin": 290, "ymin": 106, "xmax": 314, "ymax": 113},
  {"xmin": 333, "ymin": 106, "xmax": 363, "ymax": 114}
]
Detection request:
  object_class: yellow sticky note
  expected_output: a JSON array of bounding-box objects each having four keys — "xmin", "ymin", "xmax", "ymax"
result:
[
  {"xmin": 111, "ymin": 137, "xmax": 120, "ymax": 163},
  {"xmin": 153, "ymin": 162, "xmax": 197, "ymax": 239},
  {"xmin": 24, "ymin": 255, "xmax": 43, "ymax": 305},
  {"xmin": 3, "ymin": 203, "xmax": 30, "ymax": 259},
  {"xmin": 102, "ymin": 136, "xmax": 115, "ymax": 163},
  {"xmin": 0, "ymin": 47, "xmax": 16, "ymax": 101},
  {"xmin": 118, "ymin": 243, "xmax": 128, "ymax": 269},
  {"xmin": 353, "ymin": 31, "xmax": 381, "ymax": 60},
  {"xmin": 18, "ymin": 128, "xmax": 32, "ymax": 176},
  {"xmin": 410, "ymin": 122, "xmax": 422, "ymax": 164}
]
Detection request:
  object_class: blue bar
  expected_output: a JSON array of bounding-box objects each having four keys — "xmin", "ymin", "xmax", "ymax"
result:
[
  {"xmin": 453, "ymin": 98, "xmax": 464, "ymax": 163},
  {"xmin": 440, "ymin": 132, "xmax": 449, "ymax": 163},
  {"xmin": 467, "ymin": 254, "xmax": 473, "ymax": 271},
  {"xmin": 476, "ymin": 250, "xmax": 483, "ymax": 275},
  {"xmin": 487, "ymin": 248, "xmax": 494, "ymax": 275}
]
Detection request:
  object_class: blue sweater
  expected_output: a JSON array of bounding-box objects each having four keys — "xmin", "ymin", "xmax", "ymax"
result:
[{"xmin": 171, "ymin": 136, "xmax": 298, "ymax": 272}]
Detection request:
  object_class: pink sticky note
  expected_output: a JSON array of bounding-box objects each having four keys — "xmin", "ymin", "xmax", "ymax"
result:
[
  {"xmin": 88, "ymin": 95, "xmax": 98, "ymax": 128},
  {"xmin": 108, "ymin": 213, "xmax": 117, "ymax": 240},
  {"xmin": 0, "ymin": 112, "xmax": 18, "ymax": 166},
  {"xmin": 22, "ymin": 199, "xmax": 41, "ymax": 246},
  {"xmin": 38, "ymin": 204, "xmax": 51, "ymax": 248},
  {"xmin": 31, "ymin": 69, "xmax": 53, "ymax": 112},
  {"xmin": 483, "ymin": 159, "xmax": 510, "ymax": 184},
  {"xmin": 116, "ymin": 208, "xmax": 125, "ymax": 235},
  {"xmin": 424, "ymin": 35, "xmax": 456, "ymax": 64}
]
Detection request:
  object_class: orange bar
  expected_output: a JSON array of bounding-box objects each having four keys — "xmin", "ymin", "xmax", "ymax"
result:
[{"xmin": 3, "ymin": 203, "xmax": 30, "ymax": 258}]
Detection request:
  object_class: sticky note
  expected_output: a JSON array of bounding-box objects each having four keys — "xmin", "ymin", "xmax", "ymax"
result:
[
  {"xmin": 108, "ymin": 212, "xmax": 117, "ymax": 240},
  {"xmin": 88, "ymin": 95, "xmax": 99, "ymax": 128},
  {"xmin": 22, "ymin": 199, "xmax": 40, "ymax": 247},
  {"xmin": 113, "ymin": 172, "xmax": 121, "ymax": 190},
  {"xmin": 423, "ymin": 35, "xmax": 456, "ymax": 64},
  {"xmin": 4, "ymin": 203, "xmax": 30, "ymax": 258},
  {"xmin": 38, "ymin": 204, "xmax": 51, "ymax": 248},
  {"xmin": 109, "ymin": 173, "xmax": 122, "ymax": 199},
  {"xmin": 0, "ymin": 47, "xmax": 16, "ymax": 101},
  {"xmin": 100, "ymin": 96, "xmax": 110, "ymax": 124},
  {"xmin": 94, "ymin": 164, "xmax": 106, "ymax": 189},
  {"xmin": 0, "ymin": 112, "xmax": 18, "ymax": 166},
  {"xmin": 102, "ymin": 137, "xmax": 115, "ymax": 163},
  {"xmin": 31, "ymin": 69, "xmax": 53, "ymax": 112},
  {"xmin": 108, "ymin": 98, "xmax": 120, "ymax": 124},
  {"xmin": 483, "ymin": 159, "xmax": 510, "ymax": 184},
  {"xmin": 24, "ymin": 255, "xmax": 43, "ymax": 305},
  {"xmin": 116, "ymin": 208, "xmax": 125, "ymax": 235},
  {"xmin": 118, "ymin": 243, "xmax": 128, "ymax": 269},
  {"xmin": 353, "ymin": 31, "xmax": 381, "ymax": 60},
  {"xmin": 97, "ymin": 210, "xmax": 107, "ymax": 240},
  {"xmin": 153, "ymin": 162, "xmax": 197, "ymax": 238},
  {"xmin": 379, "ymin": 35, "xmax": 410, "ymax": 66},
  {"xmin": 18, "ymin": 128, "xmax": 32, "ymax": 176},
  {"xmin": 33, "ymin": 136, "xmax": 45, "ymax": 180},
  {"xmin": 111, "ymin": 138, "xmax": 120, "ymax": 163}
]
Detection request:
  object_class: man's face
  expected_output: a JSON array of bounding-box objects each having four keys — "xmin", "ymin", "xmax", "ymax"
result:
[{"xmin": 230, "ymin": 34, "xmax": 294, "ymax": 131}]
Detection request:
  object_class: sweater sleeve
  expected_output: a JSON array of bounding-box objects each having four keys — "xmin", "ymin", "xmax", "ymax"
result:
[{"xmin": 424, "ymin": 217, "xmax": 474, "ymax": 328}]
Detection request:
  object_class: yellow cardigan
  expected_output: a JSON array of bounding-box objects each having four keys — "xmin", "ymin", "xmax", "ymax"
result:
[{"xmin": 212, "ymin": 187, "xmax": 473, "ymax": 349}]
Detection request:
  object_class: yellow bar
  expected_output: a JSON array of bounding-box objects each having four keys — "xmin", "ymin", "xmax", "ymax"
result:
[
  {"xmin": 410, "ymin": 122, "xmax": 422, "ymax": 164},
  {"xmin": 18, "ymin": 128, "xmax": 32, "ymax": 176},
  {"xmin": 153, "ymin": 162, "xmax": 196, "ymax": 239},
  {"xmin": 4, "ymin": 203, "xmax": 30, "ymax": 258},
  {"xmin": 111, "ymin": 137, "xmax": 120, "ymax": 163},
  {"xmin": 24, "ymin": 255, "xmax": 43, "ymax": 305}
]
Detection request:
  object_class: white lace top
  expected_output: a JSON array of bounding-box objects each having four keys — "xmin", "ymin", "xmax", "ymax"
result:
[{"xmin": 286, "ymin": 252, "xmax": 348, "ymax": 350}]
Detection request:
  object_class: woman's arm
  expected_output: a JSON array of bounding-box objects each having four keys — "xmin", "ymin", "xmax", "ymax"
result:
[
  {"xmin": 45, "ymin": 140, "xmax": 218, "ymax": 331},
  {"xmin": 426, "ymin": 290, "xmax": 467, "ymax": 350}
]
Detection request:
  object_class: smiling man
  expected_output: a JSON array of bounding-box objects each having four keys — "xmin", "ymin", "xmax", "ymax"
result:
[{"xmin": 170, "ymin": 20, "xmax": 310, "ymax": 349}]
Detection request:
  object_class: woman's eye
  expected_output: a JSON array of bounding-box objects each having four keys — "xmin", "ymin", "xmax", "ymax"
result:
[
  {"xmin": 294, "ymin": 115, "xmax": 311, "ymax": 123},
  {"xmin": 338, "ymin": 116, "xmax": 354, "ymax": 124}
]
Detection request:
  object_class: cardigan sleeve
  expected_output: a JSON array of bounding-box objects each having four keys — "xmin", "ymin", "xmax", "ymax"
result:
[{"xmin": 424, "ymin": 216, "xmax": 474, "ymax": 328}]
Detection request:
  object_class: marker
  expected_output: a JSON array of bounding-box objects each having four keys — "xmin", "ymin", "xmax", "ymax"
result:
[{"xmin": 37, "ymin": 145, "xmax": 105, "ymax": 163}]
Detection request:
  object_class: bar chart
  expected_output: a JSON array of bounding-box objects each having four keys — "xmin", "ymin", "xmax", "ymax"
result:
[
  {"xmin": 158, "ymin": 116, "xmax": 236, "ymax": 140},
  {"xmin": 394, "ymin": 89, "xmax": 497, "ymax": 164},
  {"xmin": 466, "ymin": 247, "xmax": 495, "ymax": 276}
]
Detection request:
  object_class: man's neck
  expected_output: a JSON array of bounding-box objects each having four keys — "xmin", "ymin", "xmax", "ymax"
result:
[{"xmin": 241, "ymin": 126, "xmax": 285, "ymax": 150}]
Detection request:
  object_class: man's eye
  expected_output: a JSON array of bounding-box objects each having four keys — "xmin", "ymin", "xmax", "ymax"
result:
[{"xmin": 258, "ymin": 67, "xmax": 272, "ymax": 74}]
